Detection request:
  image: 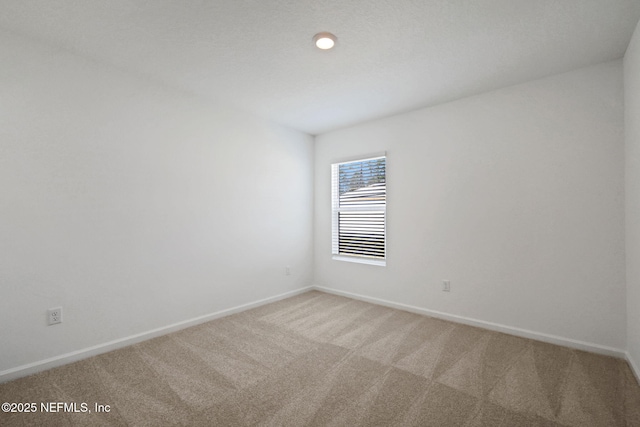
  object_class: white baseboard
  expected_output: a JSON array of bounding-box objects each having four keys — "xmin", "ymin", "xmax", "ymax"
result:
[
  {"xmin": 313, "ymin": 285, "xmax": 628, "ymax": 359},
  {"xmin": 3, "ymin": 285, "xmax": 634, "ymax": 385},
  {"xmin": 627, "ymin": 351, "xmax": 640, "ymax": 385},
  {"xmin": 0, "ymin": 286, "xmax": 313, "ymax": 384}
]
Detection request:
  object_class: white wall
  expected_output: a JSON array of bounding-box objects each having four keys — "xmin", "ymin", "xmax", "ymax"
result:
[
  {"xmin": 0, "ymin": 30, "xmax": 314, "ymax": 375},
  {"xmin": 314, "ymin": 61, "xmax": 626, "ymax": 351},
  {"xmin": 625, "ymin": 19, "xmax": 640, "ymax": 376}
]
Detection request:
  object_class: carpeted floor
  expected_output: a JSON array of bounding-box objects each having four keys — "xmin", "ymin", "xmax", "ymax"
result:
[{"xmin": 1, "ymin": 290, "xmax": 639, "ymax": 426}]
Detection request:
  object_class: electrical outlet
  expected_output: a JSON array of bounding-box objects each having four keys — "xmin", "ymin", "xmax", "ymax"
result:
[
  {"xmin": 48, "ymin": 307, "xmax": 62, "ymax": 325},
  {"xmin": 285, "ymin": 266, "xmax": 291, "ymax": 276},
  {"xmin": 442, "ymin": 280, "xmax": 451, "ymax": 292}
]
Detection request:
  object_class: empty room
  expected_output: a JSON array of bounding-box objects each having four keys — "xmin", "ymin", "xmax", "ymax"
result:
[{"xmin": 1, "ymin": 1, "xmax": 640, "ymax": 426}]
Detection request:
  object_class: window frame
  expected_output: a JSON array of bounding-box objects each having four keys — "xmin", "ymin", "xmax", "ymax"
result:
[{"xmin": 331, "ymin": 153, "xmax": 387, "ymax": 267}]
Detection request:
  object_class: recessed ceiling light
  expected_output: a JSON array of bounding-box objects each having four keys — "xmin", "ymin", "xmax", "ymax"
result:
[{"xmin": 313, "ymin": 32, "xmax": 337, "ymax": 50}]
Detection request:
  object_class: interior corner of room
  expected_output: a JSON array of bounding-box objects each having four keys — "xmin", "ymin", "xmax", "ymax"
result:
[{"xmin": 0, "ymin": 1, "xmax": 639, "ymax": 393}]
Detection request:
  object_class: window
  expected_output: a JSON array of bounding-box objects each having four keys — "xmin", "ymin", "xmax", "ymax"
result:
[{"xmin": 331, "ymin": 154, "xmax": 386, "ymax": 266}]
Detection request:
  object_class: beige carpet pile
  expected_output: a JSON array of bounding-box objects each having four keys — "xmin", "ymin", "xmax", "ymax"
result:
[{"xmin": 1, "ymin": 290, "xmax": 639, "ymax": 426}]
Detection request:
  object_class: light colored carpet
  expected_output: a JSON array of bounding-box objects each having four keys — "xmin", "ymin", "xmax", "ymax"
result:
[{"xmin": 1, "ymin": 290, "xmax": 639, "ymax": 426}]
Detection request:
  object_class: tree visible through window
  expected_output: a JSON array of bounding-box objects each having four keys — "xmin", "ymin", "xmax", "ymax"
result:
[{"xmin": 331, "ymin": 155, "xmax": 386, "ymax": 264}]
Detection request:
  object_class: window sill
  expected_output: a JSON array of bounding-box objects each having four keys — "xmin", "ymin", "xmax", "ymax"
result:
[{"xmin": 332, "ymin": 255, "xmax": 386, "ymax": 267}]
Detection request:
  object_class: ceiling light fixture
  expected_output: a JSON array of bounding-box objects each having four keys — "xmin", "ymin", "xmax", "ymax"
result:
[{"xmin": 313, "ymin": 32, "xmax": 337, "ymax": 50}]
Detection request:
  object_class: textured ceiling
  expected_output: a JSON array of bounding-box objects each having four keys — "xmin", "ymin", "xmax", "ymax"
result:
[{"xmin": 1, "ymin": 0, "xmax": 639, "ymax": 135}]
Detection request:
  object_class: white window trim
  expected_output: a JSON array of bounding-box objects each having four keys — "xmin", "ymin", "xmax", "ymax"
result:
[
  {"xmin": 331, "ymin": 153, "xmax": 387, "ymax": 267},
  {"xmin": 331, "ymin": 255, "xmax": 386, "ymax": 267}
]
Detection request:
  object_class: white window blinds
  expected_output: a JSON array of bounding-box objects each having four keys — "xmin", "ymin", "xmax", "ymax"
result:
[{"xmin": 331, "ymin": 155, "xmax": 386, "ymax": 263}]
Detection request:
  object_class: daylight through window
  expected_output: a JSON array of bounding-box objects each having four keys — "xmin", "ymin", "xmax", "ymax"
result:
[{"xmin": 331, "ymin": 155, "xmax": 386, "ymax": 265}]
